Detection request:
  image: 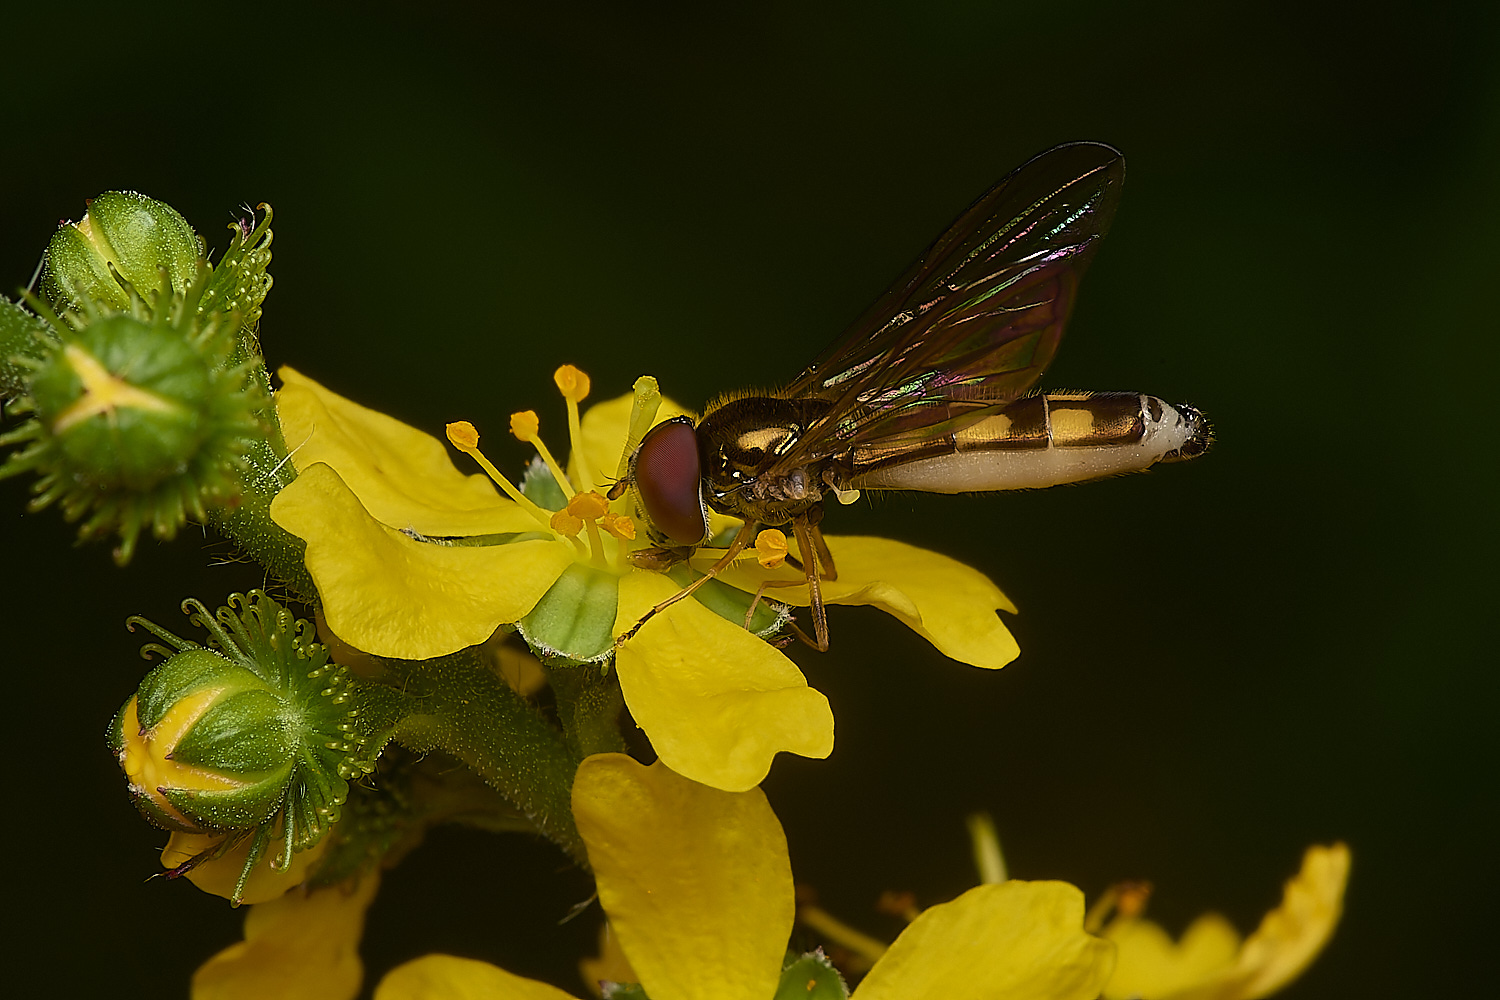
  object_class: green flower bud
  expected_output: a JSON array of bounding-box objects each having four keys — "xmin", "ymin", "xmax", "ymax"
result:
[
  {"xmin": 41, "ymin": 192, "xmax": 203, "ymax": 312},
  {"xmin": 109, "ymin": 592, "xmax": 378, "ymax": 903},
  {"xmin": 0, "ymin": 286, "xmax": 265, "ymax": 563}
]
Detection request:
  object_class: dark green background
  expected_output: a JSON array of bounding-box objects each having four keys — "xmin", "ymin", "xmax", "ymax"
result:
[{"xmin": 2, "ymin": 3, "xmax": 1493, "ymax": 997}]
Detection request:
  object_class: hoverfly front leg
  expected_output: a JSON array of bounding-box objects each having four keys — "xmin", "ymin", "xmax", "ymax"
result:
[{"xmin": 614, "ymin": 519, "xmax": 759, "ymax": 648}]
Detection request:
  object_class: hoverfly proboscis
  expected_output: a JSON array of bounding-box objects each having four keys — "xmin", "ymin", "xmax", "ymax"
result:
[{"xmin": 610, "ymin": 142, "xmax": 1211, "ymax": 651}]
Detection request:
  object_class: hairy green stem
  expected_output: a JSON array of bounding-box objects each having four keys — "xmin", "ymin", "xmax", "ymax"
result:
[
  {"xmin": 549, "ymin": 663, "xmax": 629, "ymax": 758},
  {"xmin": 380, "ymin": 649, "xmax": 587, "ymax": 866},
  {"xmin": 206, "ymin": 415, "xmax": 314, "ymax": 598}
]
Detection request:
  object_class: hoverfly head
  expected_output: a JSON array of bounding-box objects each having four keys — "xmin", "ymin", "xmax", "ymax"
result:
[{"xmin": 629, "ymin": 415, "xmax": 711, "ymax": 547}]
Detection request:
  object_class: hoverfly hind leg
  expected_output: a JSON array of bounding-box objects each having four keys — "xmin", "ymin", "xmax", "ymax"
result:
[{"xmin": 791, "ymin": 514, "xmax": 831, "ymax": 651}]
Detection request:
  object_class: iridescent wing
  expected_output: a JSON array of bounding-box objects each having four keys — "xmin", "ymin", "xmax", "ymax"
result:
[{"xmin": 771, "ymin": 141, "xmax": 1125, "ymax": 468}]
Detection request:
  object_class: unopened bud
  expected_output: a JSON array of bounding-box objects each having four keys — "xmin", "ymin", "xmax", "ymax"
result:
[{"xmin": 42, "ymin": 192, "xmax": 203, "ymax": 312}]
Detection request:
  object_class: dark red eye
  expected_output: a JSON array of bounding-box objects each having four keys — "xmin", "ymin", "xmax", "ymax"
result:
[{"xmin": 633, "ymin": 417, "xmax": 709, "ymax": 546}]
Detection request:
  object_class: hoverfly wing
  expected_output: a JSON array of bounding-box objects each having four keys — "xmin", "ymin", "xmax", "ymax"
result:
[{"xmin": 774, "ymin": 142, "xmax": 1125, "ymax": 466}]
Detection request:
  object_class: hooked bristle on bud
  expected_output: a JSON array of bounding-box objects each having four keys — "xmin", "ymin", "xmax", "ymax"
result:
[{"xmin": 108, "ymin": 592, "xmax": 377, "ymax": 904}]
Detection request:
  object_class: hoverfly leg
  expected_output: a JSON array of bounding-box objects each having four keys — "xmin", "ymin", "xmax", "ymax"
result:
[
  {"xmin": 808, "ymin": 520, "xmax": 838, "ymax": 582},
  {"xmin": 614, "ymin": 520, "xmax": 758, "ymax": 648},
  {"xmin": 791, "ymin": 514, "xmax": 830, "ymax": 651},
  {"xmin": 743, "ymin": 577, "xmax": 804, "ymax": 631}
]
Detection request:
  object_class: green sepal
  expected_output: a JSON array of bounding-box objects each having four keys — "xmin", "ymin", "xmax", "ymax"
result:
[
  {"xmin": 171, "ymin": 687, "xmax": 299, "ymax": 774},
  {"xmin": 600, "ymin": 984, "xmax": 650, "ymax": 1000},
  {"xmin": 132, "ymin": 647, "xmax": 236, "ymax": 730},
  {"xmin": 0, "ymin": 299, "xmax": 57, "ymax": 399},
  {"xmin": 160, "ymin": 778, "xmax": 288, "ymax": 831},
  {"xmin": 775, "ymin": 951, "xmax": 850, "ymax": 1000},
  {"xmin": 521, "ymin": 455, "xmax": 568, "ymax": 510},
  {"xmin": 519, "ymin": 562, "xmax": 619, "ymax": 663},
  {"xmin": 41, "ymin": 191, "xmax": 202, "ymax": 312}
]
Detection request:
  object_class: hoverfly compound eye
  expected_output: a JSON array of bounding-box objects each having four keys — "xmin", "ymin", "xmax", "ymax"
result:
[{"xmin": 632, "ymin": 417, "xmax": 710, "ymax": 546}]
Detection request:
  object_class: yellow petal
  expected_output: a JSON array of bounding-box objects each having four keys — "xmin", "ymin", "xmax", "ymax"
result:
[
  {"xmin": 192, "ymin": 874, "xmax": 379, "ymax": 1000},
  {"xmin": 375, "ymin": 954, "xmax": 581, "ymax": 1000},
  {"xmin": 277, "ymin": 367, "xmax": 538, "ymax": 535},
  {"xmin": 572, "ymin": 755, "xmax": 793, "ymax": 1000},
  {"xmin": 853, "ymin": 881, "xmax": 1116, "ymax": 1000},
  {"xmin": 1205, "ymin": 843, "xmax": 1350, "ymax": 1000},
  {"xmin": 613, "ymin": 571, "xmax": 834, "ymax": 791},
  {"xmin": 1102, "ymin": 913, "xmax": 1241, "ymax": 999},
  {"xmin": 1108, "ymin": 844, "xmax": 1350, "ymax": 1000},
  {"xmin": 272, "ymin": 463, "xmax": 575, "ymax": 658},
  {"xmin": 719, "ymin": 535, "xmax": 1019, "ymax": 669}
]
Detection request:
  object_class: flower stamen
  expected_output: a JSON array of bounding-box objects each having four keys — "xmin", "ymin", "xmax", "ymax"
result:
[
  {"xmin": 445, "ymin": 421, "xmax": 556, "ymax": 529},
  {"xmin": 616, "ymin": 375, "xmax": 663, "ymax": 482},
  {"xmin": 967, "ymin": 811, "xmax": 1008, "ymax": 885},
  {"xmin": 553, "ymin": 365, "xmax": 595, "ymax": 493},
  {"xmin": 509, "ymin": 410, "xmax": 575, "ymax": 499},
  {"xmin": 1084, "ymin": 880, "xmax": 1154, "ymax": 934},
  {"xmin": 796, "ymin": 893, "xmax": 889, "ymax": 969},
  {"xmin": 754, "ymin": 529, "xmax": 789, "ymax": 569}
]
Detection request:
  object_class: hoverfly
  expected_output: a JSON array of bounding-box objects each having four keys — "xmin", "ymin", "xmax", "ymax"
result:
[{"xmin": 612, "ymin": 142, "xmax": 1211, "ymax": 650}]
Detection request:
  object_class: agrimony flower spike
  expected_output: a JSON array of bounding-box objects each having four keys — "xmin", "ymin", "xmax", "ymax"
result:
[{"xmin": 110, "ymin": 591, "xmax": 377, "ymax": 904}]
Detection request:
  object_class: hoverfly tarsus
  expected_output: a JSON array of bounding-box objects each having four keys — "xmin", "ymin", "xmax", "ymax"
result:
[{"xmin": 613, "ymin": 142, "xmax": 1212, "ymax": 651}]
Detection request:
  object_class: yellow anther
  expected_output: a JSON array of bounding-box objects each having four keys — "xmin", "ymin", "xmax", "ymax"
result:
[
  {"xmin": 553, "ymin": 364, "xmax": 591, "ymax": 403},
  {"xmin": 550, "ymin": 510, "xmax": 584, "ymax": 537},
  {"xmin": 446, "ymin": 419, "xmax": 555, "ymax": 529},
  {"xmin": 509, "ymin": 410, "xmax": 541, "ymax": 441},
  {"xmin": 446, "ymin": 421, "xmax": 480, "ymax": 450},
  {"xmin": 1116, "ymin": 881, "xmax": 1153, "ymax": 919},
  {"xmin": 601, "ymin": 513, "xmax": 636, "ymax": 540},
  {"xmin": 567, "ymin": 490, "xmax": 610, "ymax": 520},
  {"xmin": 755, "ymin": 528, "xmax": 789, "ymax": 569},
  {"xmin": 1083, "ymin": 880, "xmax": 1155, "ymax": 934}
]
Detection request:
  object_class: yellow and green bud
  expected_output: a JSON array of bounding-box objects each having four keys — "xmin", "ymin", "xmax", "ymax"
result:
[
  {"xmin": 112, "ymin": 646, "xmax": 305, "ymax": 833},
  {"xmin": 109, "ymin": 592, "xmax": 378, "ymax": 903},
  {"xmin": 41, "ymin": 191, "xmax": 204, "ymax": 312}
]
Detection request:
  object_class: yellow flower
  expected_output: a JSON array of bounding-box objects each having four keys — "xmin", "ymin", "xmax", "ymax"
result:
[
  {"xmin": 1099, "ymin": 843, "xmax": 1350, "ymax": 1000},
  {"xmin": 190, "ymin": 873, "xmax": 379, "ymax": 1000},
  {"xmin": 269, "ymin": 368, "xmax": 1019, "ymax": 792},
  {"xmin": 371, "ymin": 755, "xmax": 1115, "ymax": 1000}
]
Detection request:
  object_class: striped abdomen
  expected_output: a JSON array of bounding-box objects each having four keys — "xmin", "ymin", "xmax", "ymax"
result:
[{"xmin": 848, "ymin": 392, "xmax": 1211, "ymax": 493}]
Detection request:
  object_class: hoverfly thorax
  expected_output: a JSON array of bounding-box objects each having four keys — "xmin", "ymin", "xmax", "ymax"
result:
[{"xmin": 695, "ymin": 396, "xmax": 842, "ymax": 526}]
